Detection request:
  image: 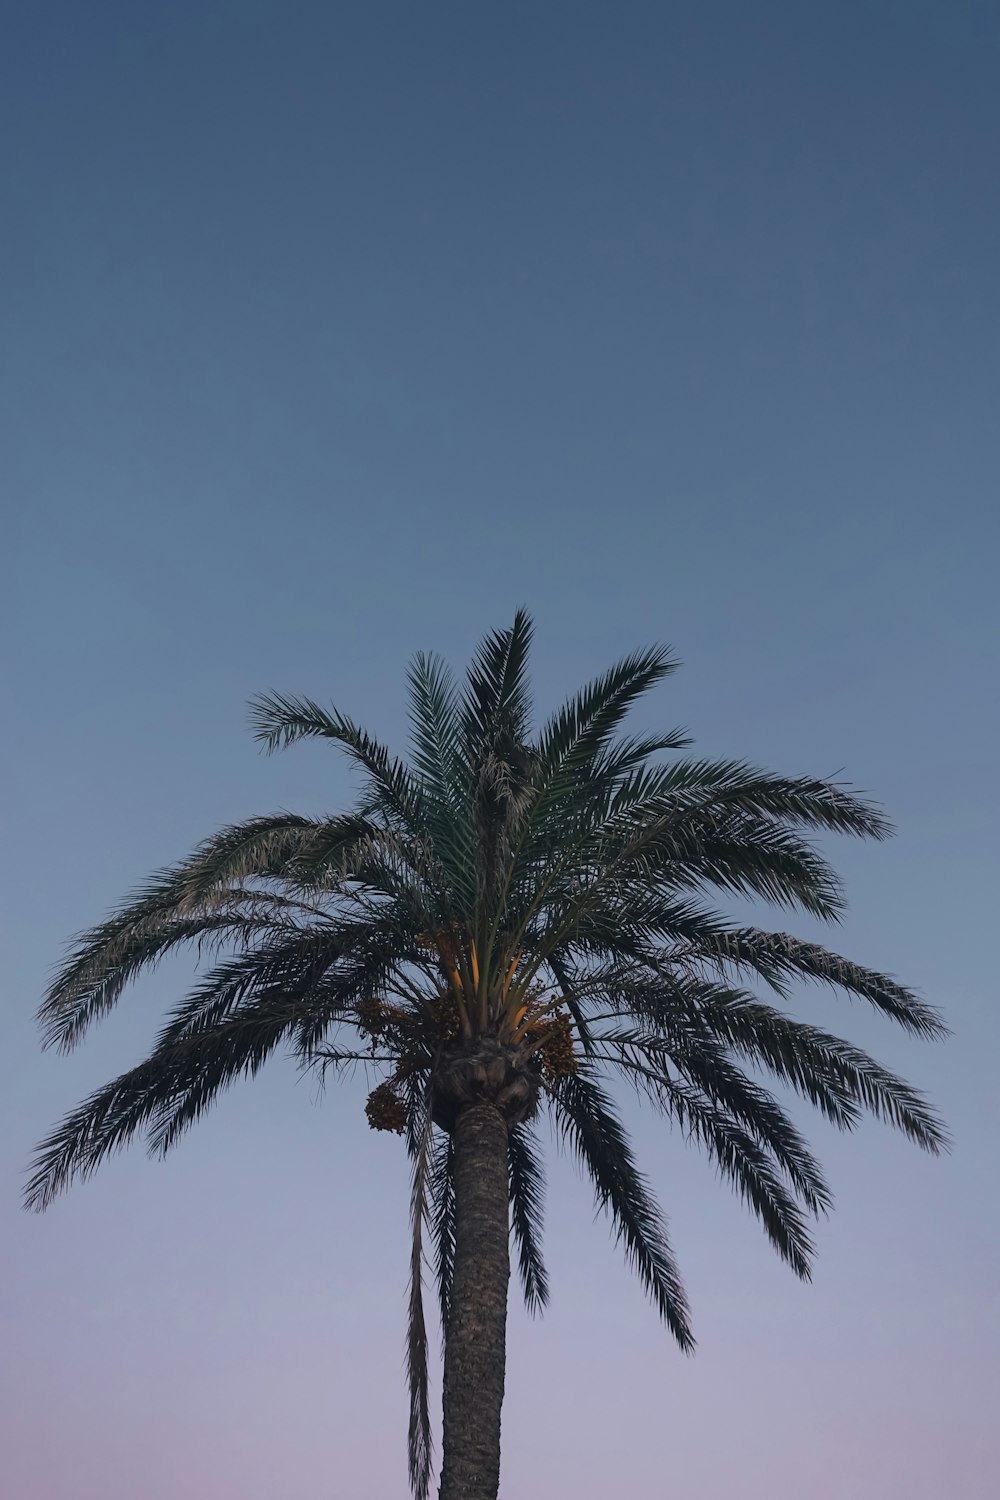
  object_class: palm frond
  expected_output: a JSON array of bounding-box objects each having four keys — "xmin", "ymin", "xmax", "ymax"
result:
[
  {"xmin": 24, "ymin": 996, "xmax": 306, "ymax": 1211},
  {"xmin": 632, "ymin": 759, "xmax": 892, "ymax": 841},
  {"xmin": 406, "ymin": 1100, "xmax": 435, "ymax": 1500},
  {"xmin": 546, "ymin": 950, "xmax": 601, "ymax": 1057},
  {"xmin": 250, "ymin": 692, "xmax": 427, "ymax": 831},
  {"xmin": 406, "ymin": 652, "xmax": 467, "ymax": 808},
  {"xmin": 700, "ymin": 929, "xmax": 949, "ymax": 1039},
  {"xmin": 534, "ymin": 646, "xmax": 681, "ymax": 789},
  {"xmin": 550, "ymin": 1070, "xmax": 693, "ymax": 1350},
  {"xmin": 41, "ymin": 909, "xmax": 272, "ymax": 1053},
  {"xmin": 461, "ymin": 609, "xmax": 535, "ymax": 758},
  {"xmin": 161, "ymin": 922, "xmax": 356, "ymax": 1027},
  {"xmin": 628, "ymin": 981, "xmax": 949, "ymax": 1152},
  {"xmin": 404, "ymin": 652, "xmax": 477, "ymax": 906},
  {"xmin": 508, "ymin": 770, "xmax": 863, "ymax": 983},
  {"xmin": 595, "ymin": 1026, "xmax": 833, "ymax": 1213},
  {"xmin": 428, "ymin": 1131, "xmax": 456, "ymax": 1343},
  {"xmin": 248, "ymin": 692, "xmax": 352, "ymax": 755},
  {"xmin": 37, "ymin": 814, "xmax": 367, "ymax": 1051},
  {"xmin": 569, "ymin": 893, "xmax": 738, "ymax": 962},
  {"xmin": 651, "ymin": 1077, "xmax": 819, "ymax": 1277},
  {"xmin": 522, "ymin": 760, "xmax": 886, "ymax": 922},
  {"xmin": 508, "ymin": 1123, "xmax": 549, "ymax": 1315},
  {"xmin": 148, "ymin": 921, "xmax": 396, "ymax": 1069},
  {"xmin": 157, "ymin": 813, "xmax": 363, "ymax": 899},
  {"xmin": 638, "ymin": 811, "xmax": 847, "ymax": 919},
  {"xmin": 591, "ymin": 729, "xmax": 693, "ymax": 780}
]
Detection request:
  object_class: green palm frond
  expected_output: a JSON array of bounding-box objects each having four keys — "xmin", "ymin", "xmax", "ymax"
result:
[
  {"xmin": 38, "ymin": 814, "xmax": 371, "ymax": 1051},
  {"xmin": 697, "ymin": 928, "xmax": 948, "ymax": 1038},
  {"xmin": 26, "ymin": 995, "xmax": 308, "ymax": 1210},
  {"xmin": 534, "ymin": 646, "xmax": 681, "ymax": 791},
  {"xmin": 569, "ymin": 893, "xmax": 737, "ymax": 961},
  {"xmin": 41, "ymin": 908, "xmax": 276, "ymax": 1054},
  {"xmin": 591, "ymin": 729, "xmax": 695, "ymax": 779},
  {"xmin": 406, "ymin": 655, "xmax": 468, "ymax": 812},
  {"xmin": 407, "ymin": 653, "xmax": 464, "ymax": 785},
  {"xmin": 249, "ymin": 692, "xmax": 427, "ymax": 833},
  {"xmin": 596, "ymin": 1026, "xmax": 832, "ymax": 1211},
  {"xmin": 546, "ymin": 950, "xmax": 601, "ymax": 1057},
  {"xmin": 404, "ymin": 652, "xmax": 479, "ymax": 909},
  {"xmin": 520, "ymin": 759, "xmax": 886, "ymax": 923},
  {"xmin": 630, "ymin": 758, "xmax": 892, "ymax": 840},
  {"xmin": 637, "ymin": 980, "xmax": 947, "ymax": 1150},
  {"xmin": 638, "ymin": 811, "xmax": 848, "ymax": 918},
  {"xmin": 406, "ymin": 1099, "xmax": 435, "ymax": 1500},
  {"xmin": 153, "ymin": 928, "xmax": 355, "ymax": 1050},
  {"xmin": 461, "ymin": 608, "xmax": 535, "ymax": 759},
  {"xmin": 428, "ymin": 1131, "xmax": 456, "ymax": 1340},
  {"xmin": 652, "ymin": 1079, "xmax": 819, "ymax": 1278},
  {"xmin": 507, "ymin": 773, "xmax": 876, "ymax": 980},
  {"xmin": 508, "ymin": 1123, "xmax": 549, "ymax": 1315},
  {"xmin": 551, "ymin": 1070, "xmax": 694, "ymax": 1351}
]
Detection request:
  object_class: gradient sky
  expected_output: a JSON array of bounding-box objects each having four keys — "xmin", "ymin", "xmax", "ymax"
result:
[{"xmin": 4, "ymin": 3, "xmax": 998, "ymax": 1497}]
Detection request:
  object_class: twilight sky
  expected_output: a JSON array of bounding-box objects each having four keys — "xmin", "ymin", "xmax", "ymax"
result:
[{"xmin": 4, "ymin": 3, "xmax": 998, "ymax": 1497}]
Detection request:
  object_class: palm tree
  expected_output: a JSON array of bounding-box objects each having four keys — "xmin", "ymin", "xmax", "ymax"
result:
[{"xmin": 27, "ymin": 613, "xmax": 946, "ymax": 1500}]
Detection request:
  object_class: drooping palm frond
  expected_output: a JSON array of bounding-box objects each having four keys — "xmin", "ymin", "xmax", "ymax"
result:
[
  {"xmin": 646, "ymin": 1077, "xmax": 820, "ymax": 1277},
  {"xmin": 550, "ymin": 1070, "xmax": 694, "ymax": 1351},
  {"xmin": 546, "ymin": 949, "xmax": 602, "ymax": 1057},
  {"xmin": 406, "ymin": 1099, "xmax": 435, "ymax": 1500},
  {"xmin": 27, "ymin": 920, "xmax": 408, "ymax": 1212},
  {"xmin": 507, "ymin": 1123, "xmax": 549, "ymax": 1315},
  {"xmin": 694, "ymin": 927, "xmax": 949, "ymax": 1038},
  {"xmin": 151, "ymin": 926, "xmax": 358, "ymax": 1046},
  {"xmin": 25, "ymin": 995, "xmax": 308, "ymax": 1210},
  {"xmin": 639, "ymin": 979, "xmax": 946, "ymax": 1149},
  {"xmin": 41, "ymin": 908, "xmax": 270, "ymax": 1054},
  {"xmin": 428, "ymin": 1130, "xmax": 456, "ymax": 1340},
  {"xmin": 594, "ymin": 1023, "xmax": 834, "ymax": 1211},
  {"xmin": 639, "ymin": 809, "xmax": 849, "ymax": 918},
  {"xmin": 249, "ymin": 693, "xmax": 428, "ymax": 835},
  {"xmin": 37, "ymin": 813, "xmax": 377, "ymax": 1051}
]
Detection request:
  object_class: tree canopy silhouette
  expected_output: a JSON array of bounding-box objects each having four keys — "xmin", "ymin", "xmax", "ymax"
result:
[{"xmin": 28, "ymin": 613, "xmax": 947, "ymax": 1500}]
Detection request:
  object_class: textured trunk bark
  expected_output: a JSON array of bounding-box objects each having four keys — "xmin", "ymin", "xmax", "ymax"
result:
[{"xmin": 437, "ymin": 1101, "xmax": 510, "ymax": 1500}]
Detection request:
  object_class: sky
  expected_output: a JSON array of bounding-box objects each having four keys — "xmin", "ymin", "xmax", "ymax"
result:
[{"xmin": 3, "ymin": 2, "xmax": 998, "ymax": 1496}]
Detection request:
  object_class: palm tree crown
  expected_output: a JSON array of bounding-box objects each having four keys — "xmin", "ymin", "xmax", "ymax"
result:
[{"xmin": 28, "ymin": 613, "xmax": 947, "ymax": 1500}]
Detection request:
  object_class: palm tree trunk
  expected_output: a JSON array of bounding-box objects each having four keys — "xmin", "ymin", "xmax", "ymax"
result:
[{"xmin": 438, "ymin": 1101, "xmax": 510, "ymax": 1500}]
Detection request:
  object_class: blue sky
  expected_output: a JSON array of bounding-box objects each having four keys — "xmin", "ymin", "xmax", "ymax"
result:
[{"xmin": 4, "ymin": 3, "xmax": 998, "ymax": 1496}]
